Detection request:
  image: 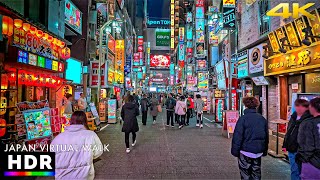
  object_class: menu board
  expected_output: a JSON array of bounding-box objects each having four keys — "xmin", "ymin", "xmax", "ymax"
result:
[
  {"xmin": 23, "ymin": 108, "xmax": 52, "ymax": 140},
  {"xmin": 108, "ymin": 99, "xmax": 117, "ymax": 119}
]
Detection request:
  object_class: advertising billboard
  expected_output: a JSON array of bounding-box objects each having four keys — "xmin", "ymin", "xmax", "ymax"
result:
[
  {"xmin": 65, "ymin": 0, "xmax": 82, "ymax": 34},
  {"xmin": 196, "ymin": 59, "xmax": 207, "ymax": 71},
  {"xmin": 216, "ymin": 60, "xmax": 227, "ymax": 89},
  {"xmin": 156, "ymin": 30, "xmax": 170, "ymax": 46},
  {"xmin": 150, "ymin": 55, "xmax": 170, "ymax": 68},
  {"xmin": 66, "ymin": 58, "xmax": 82, "ymax": 84},
  {"xmin": 198, "ymin": 72, "xmax": 208, "ymax": 90}
]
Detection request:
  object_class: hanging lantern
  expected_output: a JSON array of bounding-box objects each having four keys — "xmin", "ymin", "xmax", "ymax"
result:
[
  {"xmin": 30, "ymin": 26, "xmax": 37, "ymax": 34},
  {"xmin": 36, "ymin": 30, "xmax": 43, "ymax": 38},
  {"xmin": 47, "ymin": 35, "xmax": 53, "ymax": 42},
  {"xmin": 23, "ymin": 23, "xmax": 30, "ymax": 32},
  {"xmin": 42, "ymin": 33, "xmax": 49, "ymax": 40},
  {"xmin": 2, "ymin": 16, "xmax": 14, "ymax": 36},
  {"xmin": 14, "ymin": 19, "xmax": 23, "ymax": 28}
]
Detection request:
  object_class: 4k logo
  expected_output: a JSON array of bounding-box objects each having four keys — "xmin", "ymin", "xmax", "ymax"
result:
[{"xmin": 267, "ymin": 3, "xmax": 315, "ymax": 19}]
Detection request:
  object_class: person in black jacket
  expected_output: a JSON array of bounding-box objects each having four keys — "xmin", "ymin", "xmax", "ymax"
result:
[
  {"xmin": 297, "ymin": 97, "xmax": 320, "ymax": 179},
  {"xmin": 165, "ymin": 93, "xmax": 176, "ymax": 127},
  {"xmin": 231, "ymin": 97, "xmax": 268, "ymax": 180},
  {"xmin": 121, "ymin": 95, "xmax": 140, "ymax": 153},
  {"xmin": 140, "ymin": 94, "xmax": 150, "ymax": 126},
  {"xmin": 282, "ymin": 99, "xmax": 311, "ymax": 180}
]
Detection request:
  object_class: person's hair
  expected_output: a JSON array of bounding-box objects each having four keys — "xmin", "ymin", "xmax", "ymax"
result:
[
  {"xmin": 143, "ymin": 94, "xmax": 147, "ymax": 97},
  {"xmin": 309, "ymin": 97, "xmax": 320, "ymax": 113},
  {"xmin": 196, "ymin": 94, "xmax": 201, "ymax": 99},
  {"xmin": 294, "ymin": 99, "xmax": 309, "ymax": 108},
  {"xmin": 242, "ymin": 97, "xmax": 260, "ymax": 109},
  {"xmin": 66, "ymin": 93, "xmax": 72, "ymax": 99},
  {"xmin": 70, "ymin": 111, "xmax": 89, "ymax": 130},
  {"xmin": 180, "ymin": 96, "xmax": 185, "ymax": 100},
  {"xmin": 80, "ymin": 93, "xmax": 83, "ymax": 96},
  {"xmin": 127, "ymin": 95, "xmax": 134, "ymax": 102}
]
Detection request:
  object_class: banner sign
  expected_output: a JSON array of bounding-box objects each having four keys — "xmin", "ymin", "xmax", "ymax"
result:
[
  {"xmin": 222, "ymin": 7, "xmax": 236, "ymax": 29},
  {"xmin": 196, "ymin": 7, "xmax": 205, "ymax": 18},
  {"xmin": 108, "ymin": 99, "xmax": 117, "ymax": 119},
  {"xmin": 150, "ymin": 55, "xmax": 170, "ymax": 68},
  {"xmin": 147, "ymin": 18, "xmax": 170, "ymax": 28},
  {"xmin": 195, "ymin": 0, "xmax": 204, "ymax": 7},
  {"xmin": 156, "ymin": 30, "xmax": 170, "ymax": 46},
  {"xmin": 223, "ymin": 0, "xmax": 236, "ymax": 8},
  {"xmin": 196, "ymin": 59, "xmax": 207, "ymax": 71},
  {"xmin": 196, "ymin": 30, "xmax": 205, "ymax": 43},
  {"xmin": 226, "ymin": 110, "xmax": 239, "ymax": 134},
  {"xmin": 196, "ymin": 19, "xmax": 205, "ymax": 31},
  {"xmin": 186, "ymin": 25, "xmax": 193, "ymax": 40},
  {"xmin": 125, "ymin": 55, "xmax": 132, "ymax": 76},
  {"xmin": 90, "ymin": 61, "xmax": 107, "ymax": 87},
  {"xmin": 209, "ymin": 26, "xmax": 219, "ymax": 45},
  {"xmin": 178, "ymin": 44, "xmax": 185, "ymax": 62},
  {"xmin": 196, "ymin": 43, "xmax": 205, "ymax": 56},
  {"xmin": 238, "ymin": 59, "xmax": 249, "ymax": 79},
  {"xmin": 115, "ymin": 40, "xmax": 125, "ymax": 71},
  {"xmin": 248, "ymin": 43, "xmax": 265, "ymax": 74},
  {"xmin": 216, "ymin": 60, "xmax": 227, "ymax": 89},
  {"xmin": 197, "ymin": 72, "xmax": 208, "ymax": 90},
  {"xmin": 186, "ymin": 12, "xmax": 193, "ymax": 23}
]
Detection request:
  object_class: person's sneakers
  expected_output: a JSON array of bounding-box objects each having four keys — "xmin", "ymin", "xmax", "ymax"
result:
[
  {"xmin": 126, "ymin": 148, "xmax": 131, "ymax": 153},
  {"xmin": 171, "ymin": 125, "xmax": 175, "ymax": 128},
  {"xmin": 179, "ymin": 125, "xmax": 183, "ymax": 129},
  {"xmin": 132, "ymin": 140, "xmax": 137, "ymax": 147},
  {"xmin": 200, "ymin": 124, "xmax": 203, "ymax": 128},
  {"xmin": 153, "ymin": 120, "xmax": 156, "ymax": 124},
  {"xmin": 166, "ymin": 124, "xmax": 169, "ymax": 127},
  {"xmin": 196, "ymin": 124, "xmax": 200, "ymax": 127}
]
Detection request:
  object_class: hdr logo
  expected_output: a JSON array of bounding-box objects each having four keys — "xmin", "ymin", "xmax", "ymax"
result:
[
  {"xmin": 267, "ymin": 3, "xmax": 315, "ymax": 19},
  {"xmin": 1, "ymin": 152, "xmax": 55, "ymax": 177}
]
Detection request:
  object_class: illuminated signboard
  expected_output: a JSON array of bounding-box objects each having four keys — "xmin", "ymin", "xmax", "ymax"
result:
[
  {"xmin": 45, "ymin": 59, "xmax": 52, "ymax": 70},
  {"xmin": 196, "ymin": 7, "xmax": 204, "ymax": 18},
  {"xmin": 156, "ymin": 30, "xmax": 170, "ymax": 46},
  {"xmin": 38, "ymin": 56, "xmax": 45, "ymax": 68},
  {"xmin": 58, "ymin": 62, "xmax": 65, "ymax": 72},
  {"xmin": 223, "ymin": 0, "xmax": 236, "ymax": 7},
  {"xmin": 186, "ymin": 25, "xmax": 193, "ymax": 40},
  {"xmin": 52, "ymin": 61, "xmax": 58, "ymax": 71},
  {"xmin": 66, "ymin": 58, "xmax": 82, "ymax": 84},
  {"xmin": 179, "ymin": 27, "xmax": 184, "ymax": 43},
  {"xmin": 186, "ymin": 12, "xmax": 193, "ymax": 23},
  {"xmin": 115, "ymin": 40, "xmax": 125, "ymax": 71},
  {"xmin": 196, "ymin": 30, "xmax": 205, "ymax": 43},
  {"xmin": 147, "ymin": 18, "xmax": 170, "ymax": 28},
  {"xmin": 251, "ymin": 76, "xmax": 269, "ymax": 86},
  {"xmin": 238, "ymin": 59, "xmax": 249, "ymax": 79},
  {"xmin": 222, "ymin": 7, "xmax": 236, "ymax": 29},
  {"xmin": 196, "ymin": 43, "xmax": 205, "ymax": 56},
  {"xmin": 65, "ymin": 0, "xmax": 83, "ymax": 34},
  {"xmin": 196, "ymin": 59, "xmax": 207, "ymax": 71},
  {"xmin": 150, "ymin": 55, "xmax": 170, "ymax": 68},
  {"xmin": 216, "ymin": 60, "xmax": 226, "ymax": 89},
  {"xmin": 178, "ymin": 44, "xmax": 185, "ymax": 61},
  {"xmin": 198, "ymin": 72, "xmax": 208, "ymax": 90},
  {"xmin": 18, "ymin": 50, "xmax": 28, "ymax": 64},
  {"xmin": 170, "ymin": 63, "xmax": 175, "ymax": 75},
  {"xmin": 28, "ymin": 53, "xmax": 37, "ymax": 66},
  {"xmin": 196, "ymin": 19, "xmax": 205, "ymax": 31}
]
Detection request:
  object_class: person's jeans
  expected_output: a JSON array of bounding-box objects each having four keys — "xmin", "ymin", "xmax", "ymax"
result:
[
  {"xmin": 177, "ymin": 115, "xmax": 185, "ymax": 126},
  {"xmin": 288, "ymin": 152, "xmax": 301, "ymax": 180},
  {"xmin": 125, "ymin": 132, "xmax": 136, "ymax": 148},
  {"xmin": 166, "ymin": 110, "xmax": 174, "ymax": 126},
  {"xmin": 186, "ymin": 109, "xmax": 192, "ymax": 124},
  {"xmin": 238, "ymin": 153, "xmax": 261, "ymax": 180},
  {"xmin": 142, "ymin": 111, "xmax": 147, "ymax": 125}
]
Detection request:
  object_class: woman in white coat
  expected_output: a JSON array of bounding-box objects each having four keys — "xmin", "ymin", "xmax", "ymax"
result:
[{"xmin": 51, "ymin": 111, "xmax": 103, "ymax": 180}]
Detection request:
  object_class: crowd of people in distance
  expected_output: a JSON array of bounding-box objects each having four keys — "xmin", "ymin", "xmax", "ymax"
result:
[{"xmin": 49, "ymin": 91, "xmax": 320, "ymax": 180}]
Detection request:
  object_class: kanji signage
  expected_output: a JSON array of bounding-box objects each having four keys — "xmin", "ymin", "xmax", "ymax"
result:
[
  {"xmin": 264, "ymin": 42, "xmax": 320, "ymax": 76},
  {"xmin": 195, "ymin": 0, "xmax": 204, "ymax": 7},
  {"xmin": 115, "ymin": 40, "xmax": 125, "ymax": 71},
  {"xmin": 222, "ymin": 7, "xmax": 236, "ymax": 29}
]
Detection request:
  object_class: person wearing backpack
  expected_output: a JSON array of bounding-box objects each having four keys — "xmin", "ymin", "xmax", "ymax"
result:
[{"xmin": 165, "ymin": 93, "xmax": 176, "ymax": 127}]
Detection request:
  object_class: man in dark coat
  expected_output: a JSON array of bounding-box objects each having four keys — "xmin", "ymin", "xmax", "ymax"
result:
[
  {"xmin": 165, "ymin": 93, "xmax": 176, "ymax": 127},
  {"xmin": 297, "ymin": 97, "xmax": 320, "ymax": 179},
  {"xmin": 231, "ymin": 97, "xmax": 268, "ymax": 180},
  {"xmin": 121, "ymin": 95, "xmax": 140, "ymax": 153},
  {"xmin": 282, "ymin": 99, "xmax": 311, "ymax": 180},
  {"xmin": 140, "ymin": 94, "xmax": 150, "ymax": 125}
]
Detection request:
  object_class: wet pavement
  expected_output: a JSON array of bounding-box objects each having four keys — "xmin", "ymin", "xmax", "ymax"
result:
[{"xmin": 95, "ymin": 111, "xmax": 290, "ymax": 179}]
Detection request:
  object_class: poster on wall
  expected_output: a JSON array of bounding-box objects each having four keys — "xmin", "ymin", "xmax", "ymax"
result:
[
  {"xmin": 226, "ymin": 110, "xmax": 239, "ymax": 135},
  {"xmin": 248, "ymin": 43, "xmax": 265, "ymax": 74},
  {"xmin": 65, "ymin": 0, "xmax": 82, "ymax": 34},
  {"xmin": 196, "ymin": 31, "xmax": 205, "ymax": 43}
]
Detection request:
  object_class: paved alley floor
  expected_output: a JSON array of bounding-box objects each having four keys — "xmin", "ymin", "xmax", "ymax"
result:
[{"xmin": 95, "ymin": 111, "xmax": 290, "ymax": 179}]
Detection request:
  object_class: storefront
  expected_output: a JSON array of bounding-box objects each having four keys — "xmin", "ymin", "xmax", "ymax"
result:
[{"xmin": 0, "ymin": 13, "xmax": 70, "ymax": 147}]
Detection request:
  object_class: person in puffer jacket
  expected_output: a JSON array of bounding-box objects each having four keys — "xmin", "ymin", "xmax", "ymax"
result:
[
  {"xmin": 296, "ymin": 97, "xmax": 320, "ymax": 179},
  {"xmin": 51, "ymin": 111, "xmax": 103, "ymax": 180}
]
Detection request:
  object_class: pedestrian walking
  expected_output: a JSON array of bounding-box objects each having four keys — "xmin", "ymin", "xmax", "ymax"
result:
[
  {"xmin": 51, "ymin": 111, "xmax": 103, "ymax": 180},
  {"xmin": 78, "ymin": 93, "xmax": 87, "ymax": 112},
  {"xmin": 121, "ymin": 95, "xmax": 140, "ymax": 153},
  {"xmin": 186, "ymin": 94, "xmax": 195, "ymax": 126},
  {"xmin": 175, "ymin": 96, "xmax": 187, "ymax": 129},
  {"xmin": 174, "ymin": 94, "xmax": 179, "ymax": 123},
  {"xmin": 194, "ymin": 94, "xmax": 204, "ymax": 128},
  {"xmin": 165, "ymin": 93, "xmax": 176, "ymax": 127},
  {"xmin": 140, "ymin": 94, "xmax": 150, "ymax": 126},
  {"xmin": 296, "ymin": 97, "xmax": 320, "ymax": 179},
  {"xmin": 282, "ymin": 99, "xmax": 312, "ymax": 180},
  {"xmin": 231, "ymin": 97, "xmax": 268, "ymax": 180},
  {"xmin": 150, "ymin": 94, "xmax": 160, "ymax": 124}
]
